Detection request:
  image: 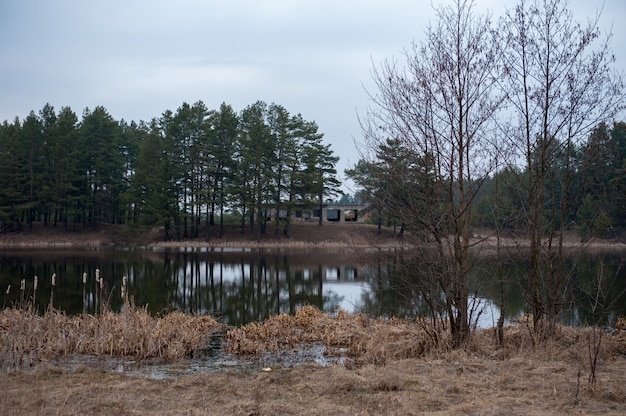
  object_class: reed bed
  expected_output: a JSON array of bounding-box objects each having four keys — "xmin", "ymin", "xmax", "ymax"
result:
[
  {"xmin": 0, "ymin": 305, "xmax": 225, "ymax": 373},
  {"xmin": 226, "ymin": 305, "xmax": 450, "ymax": 365},
  {"xmin": 2, "ymin": 301, "xmax": 624, "ymax": 376},
  {"xmin": 226, "ymin": 305, "xmax": 626, "ymax": 367}
]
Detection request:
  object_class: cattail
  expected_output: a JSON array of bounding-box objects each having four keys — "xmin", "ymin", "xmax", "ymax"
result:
[
  {"xmin": 49, "ymin": 274, "xmax": 55, "ymax": 310},
  {"xmin": 33, "ymin": 275, "xmax": 38, "ymax": 306},
  {"xmin": 97, "ymin": 273, "xmax": 103, "ymax": 315},
  {"xmin": 95, "ymin": 268, "xmax": 101, "ymax": 315},
  {"xmin": 20, "ymin": 279, "xmax": 25, "ymax": 307},
  {"xmin": 121, "ymin": 275, "xmax": 127, "ymax": 301},
  {"xmin": 82, "ymin": 272, "xmax": 87, "ymax": 315}
]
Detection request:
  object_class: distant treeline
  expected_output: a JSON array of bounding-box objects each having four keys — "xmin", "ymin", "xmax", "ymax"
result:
[
  {"xmin": 0, "ymin": 101, "xmax": 342, "ymax": 240},
  {"xmin": 474, "ymin": 121, "xmax": 626, "ymax": 238},
  {"xmin": 348, "ymin": 121, "xmax": 626, "ymax": 239}
]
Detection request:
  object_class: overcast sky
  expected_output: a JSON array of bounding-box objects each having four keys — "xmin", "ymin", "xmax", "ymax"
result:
[{"xmin": 1, "ymin": 0, "xmax": 624, "ymax": 193}]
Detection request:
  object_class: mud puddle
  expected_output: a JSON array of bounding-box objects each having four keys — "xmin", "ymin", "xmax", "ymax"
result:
[{"xmin": 41, "ymin": 336, "xmax": 344, "ymax": 379}]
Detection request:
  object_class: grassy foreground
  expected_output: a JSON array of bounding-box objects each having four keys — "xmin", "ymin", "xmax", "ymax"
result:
[{"xmin": 1, "ymin": 305, "xmax": 625, "ymax": 415}]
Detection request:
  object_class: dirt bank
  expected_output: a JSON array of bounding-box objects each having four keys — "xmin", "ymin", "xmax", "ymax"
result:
[
  {"xmin": 3, "ymin": 222, "xmax": 626, "ymax": 252},
  {"xmin": 0, "ymin": 221, "xmax": 413, "ymax": 249}
]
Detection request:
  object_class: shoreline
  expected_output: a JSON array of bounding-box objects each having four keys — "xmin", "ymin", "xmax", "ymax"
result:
[
  {"xmin": 0, "ymin": 222, "xmax": 413, "ymax": 249},
  {"xmin": 1, "ymin": 238, "xmax": 625, "ymax": 251},
  {"xmin": 1, "ymin": 237, "xmax": 625, "ymax": 251},
  {"xmin": 1, "ymin": 221, "xmax": 625, "ymax": 251},
  {"xmin": 0, "ymin": 238, "xmax": 413, "ymax": 250}
]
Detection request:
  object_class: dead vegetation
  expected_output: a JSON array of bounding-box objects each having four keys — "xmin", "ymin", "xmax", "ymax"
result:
[
  {"xmin": 1, "ymin": 304, "xmax": 625, "ymax": 415},
  {"xmin": 0, "ymin": 305, "xmax": 225, "ymax": 373},
  {"xmin": 2, "ymin": 304, "xmax": 624, "ymax": 373},
  {"xmin": 226, "ymin": 305, "xmax": 626, "ymax": 368},
  {"xmin": 226, "ymin": 305, "xmax": 447, "ymax": 366}
]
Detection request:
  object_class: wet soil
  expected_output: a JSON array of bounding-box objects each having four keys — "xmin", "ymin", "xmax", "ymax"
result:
[{"xmin": 2, "ymin": 348, "xmax": 625, "ymax": 415}]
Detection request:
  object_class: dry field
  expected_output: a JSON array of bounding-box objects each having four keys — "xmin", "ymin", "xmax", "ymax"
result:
[{"xmin": 1, "ymin": 306, "xmax": 625, "ymax": 415}]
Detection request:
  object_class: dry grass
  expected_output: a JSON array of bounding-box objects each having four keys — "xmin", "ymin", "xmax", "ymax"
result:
[
  {"xmin": 0, "ymin": 305, "xmax": 225, "ymax": 373},
  {"xmin": 1, "ymin": 305, "xmax": 625, "ymax": 415},
  {"xmin": 2, "ymin": 352, "xmax": 625, "ymax": 416},
  {"xmin": 226, "ymin": 305, "xmax": 448, "ymax": 365},
  {"xmin": 226, "ymin": 306, "xmax": 626, "ymax": 367},
  {"xmin": 3, "ymin": 304, "xmax": 624, "ymax": 372}
]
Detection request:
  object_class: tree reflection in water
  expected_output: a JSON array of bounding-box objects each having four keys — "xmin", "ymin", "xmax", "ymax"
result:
[
  {"xmin": 0, "ymin": 247, "xmax": 623, "ymax": 327},
  {"xmin": 0, "ymin": 248, "xmax": 367, "ymax": 326}
]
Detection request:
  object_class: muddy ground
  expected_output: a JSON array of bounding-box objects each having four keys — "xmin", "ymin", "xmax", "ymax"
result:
[{"xmin": 1, "ymin": 347, "xmax": 625, "ymax": 415}]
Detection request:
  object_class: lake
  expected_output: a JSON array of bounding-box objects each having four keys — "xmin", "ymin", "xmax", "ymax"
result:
[{"xmin": 1, "ymin": 246, "xmax": 624, "ymax": 328}]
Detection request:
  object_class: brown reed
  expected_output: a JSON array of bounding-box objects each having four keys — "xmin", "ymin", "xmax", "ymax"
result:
[
  {"xmin": 225, "ymin": 305, "xmax": 451, "ymax": 365},
  {"xmin": 2, "ymin": 300, "xmax": 624, "ymax": 377},
  {"xmin": 49, "ymin": 273, "xmax": 56, "ymax": 309},
  {"xmin": 225, "ymin": 306, "xmax": 626, "ymax": 367},
  {"xmin": 32, "ymin": 275, "xmax": 37, "ymax": 306},
  {"xmin": 19, "ymin": 279, "xmax": 25, "ymax": 308},
  {"xmin": 0, "ymin": 305, "xmax": 226, "ymax": 374}
]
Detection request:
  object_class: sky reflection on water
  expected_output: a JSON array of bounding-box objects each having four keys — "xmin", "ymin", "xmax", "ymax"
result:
[{"xmin": 1, "ymin": 247, "xmax": 624, "ymax": 328}]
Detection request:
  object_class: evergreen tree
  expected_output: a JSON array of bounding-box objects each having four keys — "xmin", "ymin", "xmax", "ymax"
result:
[
  {"xmin": 206, "ymin": 103, "xmax": 238, "ymax": 239},
  {"xmin": 0, "ymin": 118, "xmax": 23, "ymax": 230},
  {"xmin": 0, "ymin": 100, "xmax": 342, "ymax": 241},
  {"xmin": 133, "ymin": 119, "xmax": 176, "ymax": 239},
  {"xmin": 238, "ymin": 101, "xmax": 274, "ymax": 241},
  {"xmin": 267, "ymin": 104, "xmax": 298, "ymax": 238},
  {"xmin": 167, "ymin": 102, "xmax": 210, "ymax": 238},
  {"xmin": 20, "ymin": 110, "xmax": 46, "ymax": 229},
  {"xmin": 610, "ymin": 122, "xmax": 626, "ymax": 227},
  {"xmin": 49, "ymin": 106, "xmax": 82, "ymax": 231},
  {"xmin": 301, "ymin": 136, "xmax": 341, "ymax": 226},
  {"xmin": 80, "ymin": 106, "xmax": 125, "ymax": 226}
]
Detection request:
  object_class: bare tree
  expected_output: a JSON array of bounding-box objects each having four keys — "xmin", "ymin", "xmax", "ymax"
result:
[
  {"xmin": 362, "ymin": 0, "xmax": 504, "ymax": 347},
  {"xmin": 498, "ymin": 0, "xmax": 625, "ymax": 332}
]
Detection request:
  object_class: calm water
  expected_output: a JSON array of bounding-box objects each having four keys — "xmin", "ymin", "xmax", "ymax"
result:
[{"xmin": 1, "ymin": 247, "xmax": 624, "ymax": 328}]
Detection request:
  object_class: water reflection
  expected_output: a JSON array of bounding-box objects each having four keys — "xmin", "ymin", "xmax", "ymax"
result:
[
  {"xmin": 0, "ymin": 248, "xmax": 369, "ymax": 326},
  {"xmin": 0, "ymin": 247, "xmax": 624, "ymax": 327},
  {"xmin": 351, "ymin": 248, "xmax": 626, "ymax": 328}
]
